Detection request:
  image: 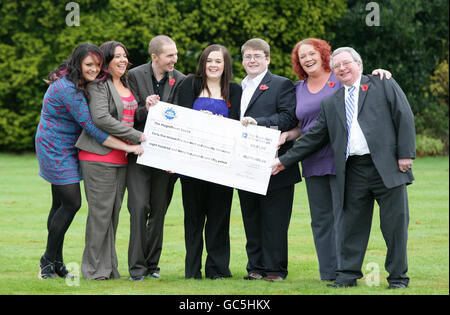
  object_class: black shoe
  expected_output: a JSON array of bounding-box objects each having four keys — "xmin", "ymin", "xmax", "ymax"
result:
[
  {"xmin": 265, "ymin": 274, "xmax": 284, "ymax": 282},
  {"xmin": 243, "ymin": 272, "xmax": 264, "ymax": 280},
  {"xmin": 388, "ymin": 282, "xmax": 408, "ymax": 289},
  {"xmin": 148, "ymin": 272, "xmax": 161, "ymax": 279},
  {"xmin": 54, "ymin": 261, "xmax": 74, "ymax": 279},
  {"xmin": 129, "ymin": 275, "xmax": 145, "ymax": 282},
  {"xmin": 327, "ymin": 279, "xmax": 357, "ymax": 288},
  {"xmin": 39, "ymin": 255, "xmax": 56, "ymax": 279}
]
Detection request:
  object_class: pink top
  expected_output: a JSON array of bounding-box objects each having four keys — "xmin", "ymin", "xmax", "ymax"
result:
[{"xmin": 79, "ymin": 93, "xmax": 138, "ymax": 165}]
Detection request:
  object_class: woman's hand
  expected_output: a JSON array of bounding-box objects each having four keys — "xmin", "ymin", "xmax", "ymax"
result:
[{"xmin": 126, "ymin": 144, "xmax": 144, "ymax": 156}]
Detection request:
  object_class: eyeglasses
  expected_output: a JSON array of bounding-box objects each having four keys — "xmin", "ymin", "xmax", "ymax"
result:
[
  {"xmin": 332, "ymin": 60, "xmax": 355, "ymax": 70},
  {"xmin": 243, "ymin": 54, "xmax": 266, "ymax": 61}
]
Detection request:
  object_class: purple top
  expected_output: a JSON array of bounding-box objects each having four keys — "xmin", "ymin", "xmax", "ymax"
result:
[
  {"xmin": 35, "ymin": 76, "xmax": 109, "ymax": 185},
  {"xmin": 193, "ymin": 97, "xmax": 229, "ymax": 117},
  {"xmin": 295, "ymin": 72, "xmax": 343, "ymax": 178}
]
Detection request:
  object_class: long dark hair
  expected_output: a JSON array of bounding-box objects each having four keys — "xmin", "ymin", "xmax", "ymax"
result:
[
  {"xmin": 47, "ymin": 43, "xmax": 104, "ymax": 99},
  {"xmin": 195, "ymin": 44, "xmax": 232, "ymax": 104},
  {"xmin": 99, "ymin": 41, "xmax": 131, "ymax": 87}
]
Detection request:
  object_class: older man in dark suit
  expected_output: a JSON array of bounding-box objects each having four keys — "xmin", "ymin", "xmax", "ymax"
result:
[
  {"xmin": 272, "ymin": 47, "xmax": 415, "ymax": 289},
  {"xmin": 126, "ymin": 35, "xmax": 185, "ymax": 281},
  {"xmin": 239, "ymin": 38, "xmax": 301, "ymax": 282}
]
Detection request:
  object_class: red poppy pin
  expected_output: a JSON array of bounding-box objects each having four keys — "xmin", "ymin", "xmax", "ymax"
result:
[
  {"xmin": 361, "ymin": 84, "xmax": 369, "ymax": 91},
  {"xmin": 168, "ymin": 78, "xmax": 176, "ymax": 86},
  {"xmin": 328, "ymin": 80, "xmax": 335, "ymax": 88},
  {"xmin": 227, "ymin": 102, "xmax": 231, "ymax": 108},
  {"xmin": 259, "ymin": 84, "xmax": 269, "ymax": 91}
]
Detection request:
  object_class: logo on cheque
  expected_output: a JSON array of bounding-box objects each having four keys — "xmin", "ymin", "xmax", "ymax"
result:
[{"xmin": 163, "ymin": 108, "xmax": 176, "ymax": 120}]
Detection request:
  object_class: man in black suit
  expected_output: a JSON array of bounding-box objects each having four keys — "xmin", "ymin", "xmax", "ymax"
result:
[
  {"xmin": 126, "ymin": 35, "xmax": 185, "ymax": 281},
  {"xmin": 272, "ymin": 47, "xmax": 415, "ymax": 289},
  {"xmin": 239, "ymin": 38, "xmax": 301, "ymax": 282}
]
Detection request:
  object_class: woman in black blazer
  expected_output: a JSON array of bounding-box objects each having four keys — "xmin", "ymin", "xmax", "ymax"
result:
[{"xmin": 176, "ymin": 44, "xmax": 241, "ymax": 279}]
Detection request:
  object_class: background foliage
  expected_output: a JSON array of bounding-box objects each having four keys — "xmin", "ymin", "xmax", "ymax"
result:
[
  {"xmin": 330, "ymin": 0, "xmax": 449, "ymax": 152},
  {"xmin": 0, "ymin": 0, "xmax": 448, "ymax": 152}
]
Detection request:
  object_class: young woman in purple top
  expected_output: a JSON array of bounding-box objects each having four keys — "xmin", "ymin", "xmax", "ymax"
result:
[
  {"xmin": 278, "ymin": 38, "xmax": 391, "ymax": 281},
  {"xmin": 176, "ymin": 44, "xmax": 241, "ymax": 279},
  {"xmin": 35, "ymin": 43, "xmax": 143, "ymax": 279}
]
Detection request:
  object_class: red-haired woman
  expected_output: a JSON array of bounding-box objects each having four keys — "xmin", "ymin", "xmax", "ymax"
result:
[{"xmin": 278, "ymin": 38, "xmax": 391, "ymax": 281}]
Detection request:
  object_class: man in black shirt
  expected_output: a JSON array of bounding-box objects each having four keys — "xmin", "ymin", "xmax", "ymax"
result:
[{"xmin": 127, "ymin": 35, "xmax": 185, "ymax": 281}]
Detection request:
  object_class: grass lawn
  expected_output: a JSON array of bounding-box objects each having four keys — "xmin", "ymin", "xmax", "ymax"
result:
[{"xmin": 0, "ymin": 153, "xmax": 448, "ymax": 295}]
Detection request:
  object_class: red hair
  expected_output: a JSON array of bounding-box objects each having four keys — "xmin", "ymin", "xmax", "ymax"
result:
[{"xmin": 291, "ymin": 38, "xmax": 332, "ymax": 80}]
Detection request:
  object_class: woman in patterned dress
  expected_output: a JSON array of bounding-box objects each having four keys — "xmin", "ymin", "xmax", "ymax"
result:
[{"xmin": 35, "ymin": 43, "xmax": 143, "ymax": 279}]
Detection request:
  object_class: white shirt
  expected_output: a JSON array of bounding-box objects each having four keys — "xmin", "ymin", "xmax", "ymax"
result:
[
  {"xmin": 345, "ymin": 76, "xmax": 370, "ymax": 156},
  {"xmin": 240, "ymin": 70, "xmax": 268, "ymax": 119}
]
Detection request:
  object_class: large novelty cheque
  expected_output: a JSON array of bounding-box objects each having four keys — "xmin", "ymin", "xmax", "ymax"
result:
[{"xmin": 137, "ymin": 101, "xmax": 280, "ymax": 195}]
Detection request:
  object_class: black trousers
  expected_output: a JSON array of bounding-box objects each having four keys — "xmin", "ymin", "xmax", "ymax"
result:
[
  {"xmin": 337, "ymin": 155, "xmax": 410, "ymax": 285},
  {"xmin": 238, "ymin": 185, "xmax": 295, "ymax": 278},
  {"xmin": 181, "ymin": 177, "xmax": 233, "ymax": 279},
  {"xmin": 126, "ymin": 155, "xmax": 177, "ymax": 277}
]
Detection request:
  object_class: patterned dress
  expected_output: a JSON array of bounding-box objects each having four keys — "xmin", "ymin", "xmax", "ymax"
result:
[{"xmin": 35, "ymin": 76, "xmax": 109, "ymax": 185}]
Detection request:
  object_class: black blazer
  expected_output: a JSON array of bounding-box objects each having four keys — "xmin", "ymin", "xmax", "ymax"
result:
[
  {"xmin": 241, "ymin": 70, "xmax": 301, "ymax": 191},
  {"xmin": 176, "ymin": 75, "xmax": 241, "ymax": 121},
  {"xmin": 128, "ymin": 62, "xmax": 186, "ymax": 132},
  {"xmin": 280, "ymin": 75, "xmax": 416, "ymax": 209}
]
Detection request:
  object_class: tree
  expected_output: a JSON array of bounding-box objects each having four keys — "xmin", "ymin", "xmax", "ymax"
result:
[
  {"xmin": 0, "ymin": 0, "xmax": 346, "ymax": 151},
  {"xmin": 423, "ymin": 56, "xmax": 449, "ymax": 147},
  {"xmin": 330, "ymin": 0, "xmax": 449, "ymax": 145}
]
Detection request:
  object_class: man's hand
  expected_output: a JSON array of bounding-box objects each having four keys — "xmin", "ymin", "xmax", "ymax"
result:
[
  {"xmin": 271, "ymin": 158, "xmax": 286, "ymax": 175},
  {"xmin": 241, "ymin": 117, "xmax": 257, "ymax": 127},
  {"xmin": 278, "ymin": 132, "xmax": 289, "ymax": 149},
  {"xmin": 145, "ymin": 94, "xmax": 160, "ymax": 111},
  {"xmin": 398, "ymin": 158, "xmax": 413, "ymax": 173},
  {"xmin": 372, "ymin": 69, "xmax": 392, "ymax": 80}
]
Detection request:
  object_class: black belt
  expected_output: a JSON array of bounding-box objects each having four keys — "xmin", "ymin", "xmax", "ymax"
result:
[{"xmin": 347, "ymin": 154, "xmax": 372, "ymax": 162}]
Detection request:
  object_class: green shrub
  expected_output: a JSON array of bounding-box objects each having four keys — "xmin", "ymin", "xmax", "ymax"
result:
[
  {"xmin": 0, "ymin": 109, "xmax": 39, "ymax": 152},
  {"xmin": 416, "ymin": 57, "xmax": 449, "ymax": 153},
  {"xmin": 0, "ymin": 0, "xmax": 347, "ymax": 152},
  {"xmin": 416, "ymin": 134, "xmax": 445, "ymax": 157}
]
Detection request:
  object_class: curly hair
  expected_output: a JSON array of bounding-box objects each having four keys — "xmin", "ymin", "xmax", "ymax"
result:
[{"xmin": 291, "ymin": 38, "xmax": 332, "ymax": 80}]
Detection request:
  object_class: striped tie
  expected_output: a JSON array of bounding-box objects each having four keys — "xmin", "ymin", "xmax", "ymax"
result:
[{"xmin": 345, "ymin": 86, "xmax": 356, "ymax": 160}]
